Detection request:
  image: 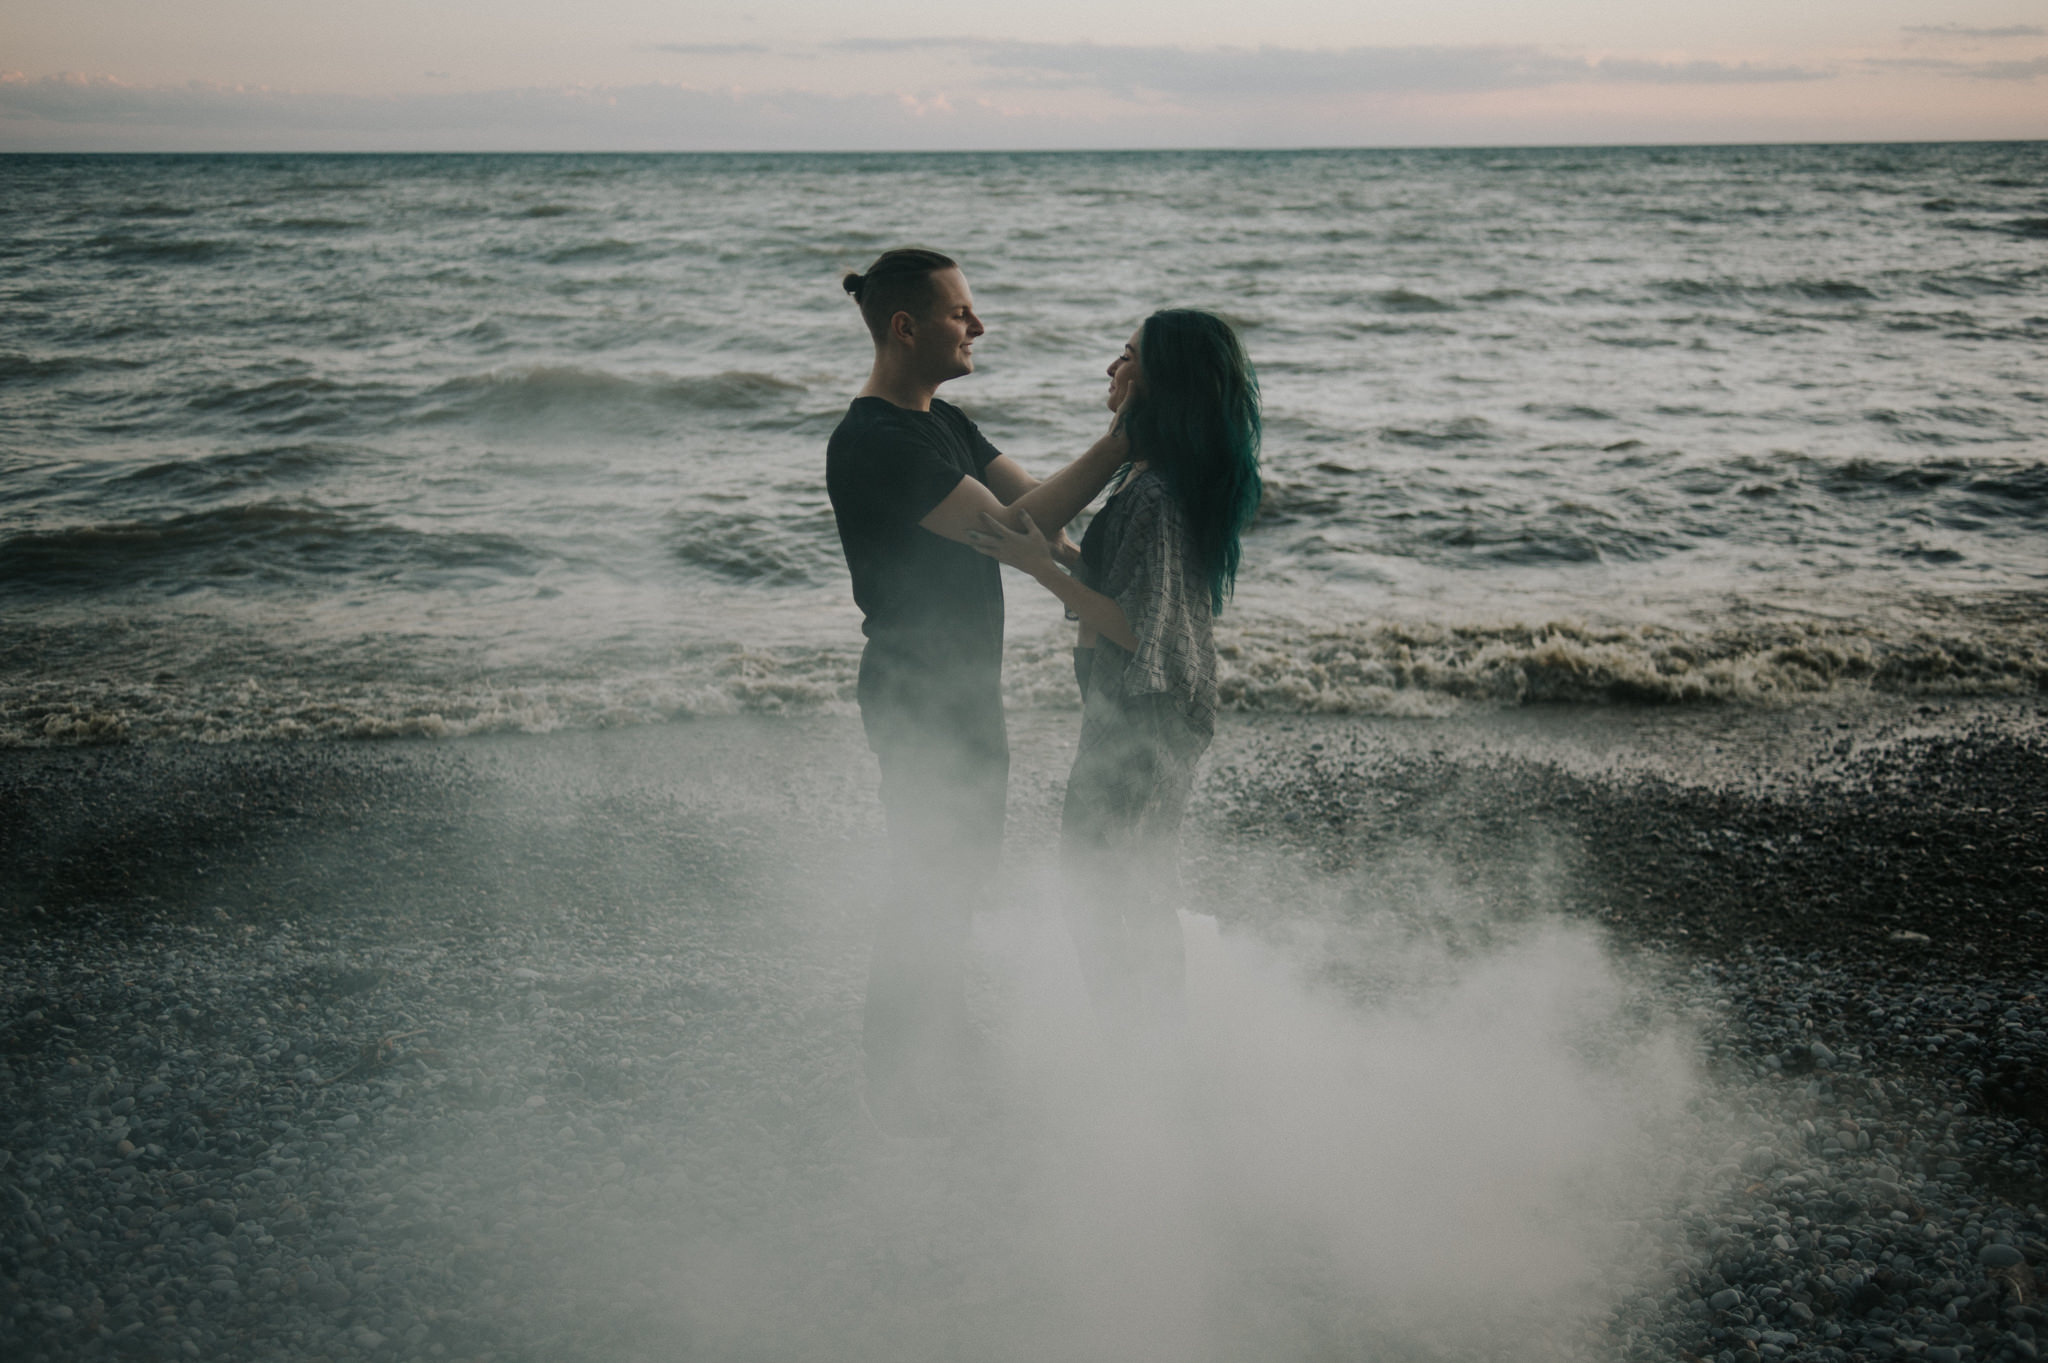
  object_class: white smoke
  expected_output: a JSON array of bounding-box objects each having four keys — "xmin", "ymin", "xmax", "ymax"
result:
[{"xmin": 519, "ymin": 839, "xmax": 1706, "ymax": 1363}]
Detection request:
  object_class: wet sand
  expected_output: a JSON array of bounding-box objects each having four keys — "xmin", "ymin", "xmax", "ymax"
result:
[{"xmin": 2, "ymin": 700, "xmax": 2044, "ymax": 1362}]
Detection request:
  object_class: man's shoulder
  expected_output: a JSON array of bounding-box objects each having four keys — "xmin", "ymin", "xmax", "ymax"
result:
[
  {"xmin": 828, "ymin": 396, "xmax": 893, "ymax": 446},
  {"xmin": 830, "ymin": 397, "xmax": 947, "ymax": 448},
  {"xmin": 828, "ymin": 399, "xmax": 911, "ymax": 477},
  {"xmin": 928, "ymin": 397, "xmax": 994, "ymax": 443}
]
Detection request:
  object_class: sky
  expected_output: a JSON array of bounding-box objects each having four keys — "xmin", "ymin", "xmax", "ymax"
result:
[{"xmin": 2, "ymin": 1, "xmax": 2044, "ymax": 151}]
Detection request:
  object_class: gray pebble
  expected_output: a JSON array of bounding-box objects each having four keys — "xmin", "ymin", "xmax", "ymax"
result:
[{"xmin": 307, "ymin": 1281, "xmax": 351, "ymax": 1311}]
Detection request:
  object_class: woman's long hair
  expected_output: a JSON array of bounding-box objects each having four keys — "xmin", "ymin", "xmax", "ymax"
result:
[{"xmin": 1118, "ymin": 309, "xmax": 1262, "ymax": 612}]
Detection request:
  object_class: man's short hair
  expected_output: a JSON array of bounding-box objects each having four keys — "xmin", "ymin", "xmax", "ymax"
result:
[{"xmin": 843, "ymin": 247, "xmax": 957, "ymax": 342}]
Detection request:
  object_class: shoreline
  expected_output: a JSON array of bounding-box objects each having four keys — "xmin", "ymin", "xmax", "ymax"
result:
[{"xmin": 2, "ymin": 702, "xmax": 2044, "ymax": 1362}]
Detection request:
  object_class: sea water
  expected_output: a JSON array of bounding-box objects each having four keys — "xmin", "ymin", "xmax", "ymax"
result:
[{"xmin": 2, "ymin": 145, "xmax": 2044, "ymax": 743}]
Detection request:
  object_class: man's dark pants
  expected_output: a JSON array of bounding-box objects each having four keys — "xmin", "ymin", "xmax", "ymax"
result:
[{"xmin": 859, "ymin": 656, "xmax": 1008, "ymax": 1105}]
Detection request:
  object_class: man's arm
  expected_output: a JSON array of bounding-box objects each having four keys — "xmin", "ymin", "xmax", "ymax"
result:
[
  {"xmin": 918, "ymin": 425, "xmax": 1125, "ymax": 544},
  {"xmin": 964, "ymin": 511, "xmax": 1138, "ymax": 650},
  {"xmin": 977, "ymin": 455, "xmax": 1082, "ymax": 563},
  {"xmin": 978, "ymin": 455, "xmax": 1039, "ymax": 505}
]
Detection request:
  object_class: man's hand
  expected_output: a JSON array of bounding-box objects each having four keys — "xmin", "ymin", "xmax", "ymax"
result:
[{"xmin": 964, "ymin": 510, "xmax": 1059, "ymax": 578}]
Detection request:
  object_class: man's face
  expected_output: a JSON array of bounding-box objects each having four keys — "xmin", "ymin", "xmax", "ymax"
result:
[{"xmin": 908, "ymin": 267, "xmax": 984, "ymax": 383}]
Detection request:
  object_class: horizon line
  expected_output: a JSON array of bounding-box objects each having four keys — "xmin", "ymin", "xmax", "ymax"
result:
[{"xmin": 4, "ymin": 135, "xmax": 2046, "ymax": 157}]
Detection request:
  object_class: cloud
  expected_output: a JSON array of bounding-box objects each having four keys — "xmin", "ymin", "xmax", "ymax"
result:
[
  {"xmin": 833, "ymin": 39, "xmax": 1829, "ymax": 99},
  {"xmin": 0, "ymin": 40, "xmax": 1840, "ymax": 153},
  {"xmin": 1970, "ymin": 55, "xmax": 2048, "ymax": 78},
  {"xmin": 1902, "ymin": 24, "xmax": 2046, "ymax": 39},
  {"xmin": 1867, "ymin": 54, "xmax": 2048, "ymax": 80},
  {"xmin": 647, "ymin": 43, "xmax": 772, "ymax": 56},
  {"xmin": 1585, "ymin": 57, "xmax": 1829, "ymax": 85},
  {"xmin": 0, "ymin": 72, "xmax": 1027, "ymax": 150}
]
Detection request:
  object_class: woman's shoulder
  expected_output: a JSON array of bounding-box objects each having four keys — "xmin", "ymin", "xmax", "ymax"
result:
[
  {"xmin": 1115, "ymin": 465, "xmax": 1171, "ymax": 504},
  {"xmin": 1119, "ymin": 467, "xmax": 1189, "ymax": 525}
]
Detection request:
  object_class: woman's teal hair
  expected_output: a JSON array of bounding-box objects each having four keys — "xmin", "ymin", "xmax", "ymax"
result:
[{"xmin": 1118, "ymin": 309, "xmax": 1262, "ymax": 612}]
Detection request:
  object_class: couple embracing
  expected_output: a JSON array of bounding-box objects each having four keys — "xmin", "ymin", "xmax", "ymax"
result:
[{"xmin": 825, "ymin": 247, "xmax": 1261, "ymax": 1136}]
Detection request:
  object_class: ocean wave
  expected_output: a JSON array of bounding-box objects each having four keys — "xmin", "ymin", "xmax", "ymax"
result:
[
  {"xmin": 6, "ymin": 606, "xmax": 2041, "ymax": 747},
  {"xmin": 1253, "ymin": 481, "xmax": 1349, "ymax": 526},
  {"xmin": 418, "ymin": 366, "xmax": 806, "ymax": 425},
  {"xmin": 1919, "ymin": 270, "xmax": 2037, "ymax": 299},
  {"xmin": 1962, "ymin": 466, "xmax": 2048, "ymax": 511},
  {"xmin": 1000, "ymin": 599, "xmax": 2047, "ymax": 714},
  {"xmin": 0, "ymin": 352, "xmax": 146, "ymax": 384},
  {"xmin": 265, "ymin": 216, "xmax": 367, "ymax": 233},
  {"xmin": 0, "ymin": 502, "xmax": 542, "ymax": 595},
  {"xmin": 1245, "ymin": 451, "xmax": 2048, "ymax": 575},
  {"xmin": 1335, "ymin": 318, "xmax": 1458, "ymax": 338},
  {"xmin": 1373, "ymin": 288, "xmax": 1454, "ymax": 313},
  {"xmin": 1523, "ymin": 403, "xmax": 1618, "ymax": 423},
  {"xmin": 667, "ymin": 506, "xmax": 841, "ymax": 587},
  {"xmin": 1202, "ymin": 612, "xmax": 2047, "ymax": 712},
  {"xmin": 0, "ymin": 651, "xmax": 859, "ymax": 748},
  {"xmin": 542, "ymin": 238, "xmax": 642, "ymax": 265},
  {"xmin": 85, "ymin": 233, "xmax": 237, "ymax": 264},
  {"xmin": 1255, "ymin": 488, "xmax": 1683, "ymax": 567},
  {"xmin": 1881, "ymin": 310, "xmax": 1979, "ymax": 334},
  {"xmin": 184, "ymin": 374, "xmax": 406, "ymax": 432},
  {"xmin": 109, "ymin": 443, "xmax": 373, "ymax": 497},
  {"xmin": 1377, "ymin": 417, "xmax": 1496, "ymax": 448},
  {"xmin": 1654, "ymin": 277, "xmax": 1878, "ymax": 305},
  {"xmin": 1821, "ymin": 456, "xmax": 2048, "ymax": 517}
]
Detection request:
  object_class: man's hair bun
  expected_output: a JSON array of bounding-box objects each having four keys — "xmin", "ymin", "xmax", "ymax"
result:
[{"xmin": 843, "ymin": 247, "xmax": 956, "ymax": 341}]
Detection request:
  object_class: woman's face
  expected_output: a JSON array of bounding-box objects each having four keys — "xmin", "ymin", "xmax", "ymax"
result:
[{"xmin": 1105, "ymin": 327, "xmax": 1143, "ymax": 414}]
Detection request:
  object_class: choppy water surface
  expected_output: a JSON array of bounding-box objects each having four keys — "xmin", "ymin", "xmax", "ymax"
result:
[{"xmin": 2, "ymin": 146, "xmax": 2044, "ymax": 743}]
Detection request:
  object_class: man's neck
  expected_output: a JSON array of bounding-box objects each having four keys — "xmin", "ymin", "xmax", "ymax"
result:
[{"xmin": 858, "ymin": 354, "xmax": 940, "ymax": 412}]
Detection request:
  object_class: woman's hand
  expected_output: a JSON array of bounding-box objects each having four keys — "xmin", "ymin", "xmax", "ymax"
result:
[
  {"xmin": 1102, "ymin": 413, "xmax": 1129, "ymax": 459},
  {"xmin": 965, "ymin": 510, "xmax": 1059, "ymax": 578}
]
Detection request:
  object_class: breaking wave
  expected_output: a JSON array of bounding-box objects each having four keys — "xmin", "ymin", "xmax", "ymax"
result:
[
  {"xmin": 0, "ymin": 503, "xmax": 543, "ymax": 595},
  {"xmin": 8, "ymin": 604, "xmax": 2041, "ymax": 746},
  {"xmin": 416, "ymin": 366, "xmax": 808, "ymax": 425}
]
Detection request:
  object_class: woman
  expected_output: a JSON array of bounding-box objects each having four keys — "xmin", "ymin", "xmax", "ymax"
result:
[{"xmin": 967, "ymin": 309, "xmax": 1261, "ymax": 1033}]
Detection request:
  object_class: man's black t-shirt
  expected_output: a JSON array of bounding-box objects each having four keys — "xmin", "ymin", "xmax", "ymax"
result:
[{"xmin": 826, "ymin": 396, "xmax": 1006, "ymax": 751}]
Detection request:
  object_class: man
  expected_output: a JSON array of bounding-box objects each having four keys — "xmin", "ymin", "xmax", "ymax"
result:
[{"xmin": 826, "ymin": 247, "xmax": 1125, "ymax": 1134}]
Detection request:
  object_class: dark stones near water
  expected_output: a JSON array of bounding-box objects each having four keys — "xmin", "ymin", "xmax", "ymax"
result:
[
  {"xmin": 1203, "ymin": 708, "xmax": 2048, "ymax": 1363},
  {"xmin": 3, "ymin": 709, "xmax": 2045, "ymax": 1363},
  {"xmin": 1983, "ymin": 1064, "xmax": 2048, "ymax": 1127},
  {"xmin": 304, "ymin": 1280, "xmax": 350, "ymax": 1311}
]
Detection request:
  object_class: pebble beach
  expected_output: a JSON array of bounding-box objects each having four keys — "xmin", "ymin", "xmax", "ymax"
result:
[{"xmin": 3, "ymin": 701, "xmax": 2044, "ymax": 1363}]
